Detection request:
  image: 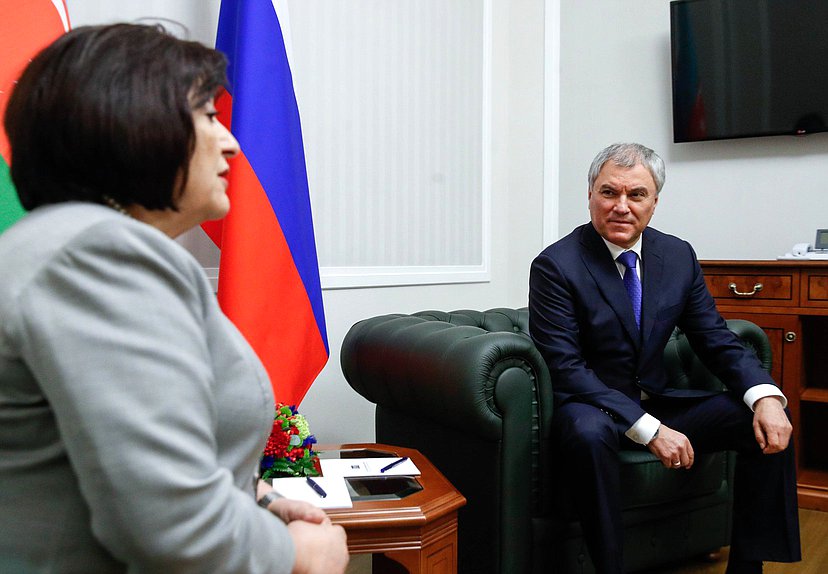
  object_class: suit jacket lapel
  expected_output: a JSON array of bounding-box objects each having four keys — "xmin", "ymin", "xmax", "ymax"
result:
[
  {"xmin": 640, "ymin": 229, "xmax": 664, "ymax": 346},
  {"xmin": 579, "ymin": 225, "xmax": 641, "ymax": 347}
]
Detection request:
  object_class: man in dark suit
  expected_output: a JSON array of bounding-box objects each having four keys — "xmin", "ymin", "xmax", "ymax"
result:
[{"xmin": 528, "ymin": 143, "xmax": 800, "ymax": 574}]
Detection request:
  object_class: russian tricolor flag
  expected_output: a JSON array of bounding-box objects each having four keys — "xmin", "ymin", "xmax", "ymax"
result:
[{"xmin": 204, "ymin": 0, "xmax": 328, "ymax": 406}]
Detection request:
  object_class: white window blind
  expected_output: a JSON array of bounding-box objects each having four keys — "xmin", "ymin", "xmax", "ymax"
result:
[{"xmin": 287, "ymin": 0, "xmax": 491, "ymax": 288}]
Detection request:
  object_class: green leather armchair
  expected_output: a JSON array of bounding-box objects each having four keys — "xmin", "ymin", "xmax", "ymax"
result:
[{"xmin": 341, "ymin": 308, "xmax": 772, "ymax": 574}]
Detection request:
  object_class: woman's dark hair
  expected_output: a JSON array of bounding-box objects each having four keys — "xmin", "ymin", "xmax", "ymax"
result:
[{"xmin": 3, "ymin": 23, "xmax": 227, "ymax": 210}]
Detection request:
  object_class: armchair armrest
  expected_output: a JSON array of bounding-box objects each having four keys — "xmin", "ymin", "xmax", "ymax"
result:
[
  {"xmin": 342, "ymin": 313, "xmax": 552, "ymax": 439},
  {"xmin": 665, "ymin": 319, "xmax": 773, "ymax": 392},
  {"xmin": 726, "ymin": 318, "xmax": 773, "ymax": 371}
]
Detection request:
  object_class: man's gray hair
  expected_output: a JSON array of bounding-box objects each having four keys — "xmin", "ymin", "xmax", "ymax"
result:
[{"xmin": 587, "ymin": 143, "xmax": 666, "ymax": 194}]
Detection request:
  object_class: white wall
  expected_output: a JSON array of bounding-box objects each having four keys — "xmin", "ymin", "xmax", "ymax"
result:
[
  {"xmin": 557, "ymin": 0, "xmax": 828, "ymax": 260},
  {"xmin": 65, "ymin": 0, "xmax": 545, "ymax": 444}
]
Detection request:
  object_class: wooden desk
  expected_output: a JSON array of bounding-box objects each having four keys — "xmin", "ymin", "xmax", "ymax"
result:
[
  {"xmin": 701, "ymin": 260, "xmax": 828, "ymax": 511},
  {"xmin": 320, "ymin": 443, "xmax": 466, "ymax": 574}
]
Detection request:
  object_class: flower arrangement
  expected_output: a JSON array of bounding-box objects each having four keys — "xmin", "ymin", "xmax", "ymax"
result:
[{"xmin": 260, "ymin": 403, "xmax": 320, "ymax": 479}]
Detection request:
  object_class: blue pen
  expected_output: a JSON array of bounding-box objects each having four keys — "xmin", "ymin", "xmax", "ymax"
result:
[
  {"xmin": 380, "ymin": 456, "xmax": 409, "ymax": 473},
  {"xmin": 306, "ymin": 476, "xmax": 327, "ymax": 498}
]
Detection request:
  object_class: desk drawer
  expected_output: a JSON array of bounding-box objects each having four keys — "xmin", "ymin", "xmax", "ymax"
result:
[
  {"xmin": 804, "ymin": 271, "xmax": 828, "ymax": 308},
  {"xmin": 704, "ymin": 272, "xmax": 797, "ymax": 306}
]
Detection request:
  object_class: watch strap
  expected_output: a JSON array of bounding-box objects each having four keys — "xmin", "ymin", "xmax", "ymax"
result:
[{"xmin": 257, "ymin": 490, "xmax": 284, "ymax": 509}]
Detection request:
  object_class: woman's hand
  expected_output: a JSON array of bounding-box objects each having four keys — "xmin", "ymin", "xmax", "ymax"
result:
[
  {"xmin": 257, "ymin": 479, "xmax": 348, "ymax": 572},
  {"xmin": 256, "ymin": 479, "xmax": 328, "ymax": 524},
  {"xmin": 267, "ymin": 498, "xmax": 328, "ymax": 525},
  {"xmin": 287, "ymin": 520, "xmax": 349, "ymax": 574}
]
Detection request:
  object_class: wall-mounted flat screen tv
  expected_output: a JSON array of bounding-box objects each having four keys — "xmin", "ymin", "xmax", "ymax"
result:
[{"xmin": 671, "ymin": 0, "xmax": 828, "ymax": 143}]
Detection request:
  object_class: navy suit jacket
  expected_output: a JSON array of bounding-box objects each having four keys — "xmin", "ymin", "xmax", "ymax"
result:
[{"xmin": 528, "ymin": 223, "xmax": 776, "ymax": 428}]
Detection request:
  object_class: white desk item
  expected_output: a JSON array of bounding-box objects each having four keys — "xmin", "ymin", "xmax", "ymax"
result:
[
  {"xmin": 777, "ymin": 252, "xmax": 828, "ymax": 260},
  {"xmin": 320, "ymin": 457, "xmax": 421, "ymax": 478},
  {"xmin": 270, "ymin": 476, "xmax": 353, "ymax": 509}
]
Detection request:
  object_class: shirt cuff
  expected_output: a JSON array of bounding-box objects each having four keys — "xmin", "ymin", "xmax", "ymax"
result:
[
  {"xmin": 743, "ymin": 384, "xmax": 787, "ymax": 411},
  {"xmin": 625, "ymin": 412, "xmax": 661, "ymax": 445}
]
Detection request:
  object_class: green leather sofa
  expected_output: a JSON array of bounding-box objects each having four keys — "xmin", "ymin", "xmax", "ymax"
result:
[{"xmin": 340, "ymin": 308, "xmax": 772, "ymax": 574}]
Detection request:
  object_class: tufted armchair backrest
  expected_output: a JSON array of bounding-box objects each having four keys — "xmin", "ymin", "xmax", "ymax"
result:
[
  {"xmin": 411, "ymin": 309, "xmax": 772, "ymax": 396},
  {"xmin": 412, "ymin": 307, "xmax": 531, "ymax": 337}
]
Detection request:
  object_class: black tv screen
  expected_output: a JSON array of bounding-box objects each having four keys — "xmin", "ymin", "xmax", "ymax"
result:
[{"xmin": 671, "ymin": 0, "xmax": 828, "ymax": 142}]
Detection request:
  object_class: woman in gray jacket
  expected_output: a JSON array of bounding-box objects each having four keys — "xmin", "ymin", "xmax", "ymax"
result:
[{"xmin": 0, "ymin": 23, "xmax": 347, "ymax": 574}]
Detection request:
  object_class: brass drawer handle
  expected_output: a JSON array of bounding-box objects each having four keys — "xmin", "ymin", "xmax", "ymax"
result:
[{"xmin": 728, "ymin": 282, "xmax": 763, "ymax": 296}]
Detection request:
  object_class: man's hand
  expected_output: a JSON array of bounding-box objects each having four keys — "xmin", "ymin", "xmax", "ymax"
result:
[
  {"xmin": 753, "ymin": 396, "xmax": 791, "ymax": 454},
  {"xmin": 288, "ymin": 519, "xmax": 349, "ymax": 574},
  {"xmin": 647, "ymin": 424, "xmax": 695, "ymax": 469}
]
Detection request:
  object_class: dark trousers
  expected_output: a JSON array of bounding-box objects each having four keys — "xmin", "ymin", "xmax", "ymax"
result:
[{"xmin": 552, "ymin": 393, "xmax": 801, "ymax": 574}]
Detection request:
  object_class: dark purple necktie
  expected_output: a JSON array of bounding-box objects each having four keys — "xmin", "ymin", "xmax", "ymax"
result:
[{"xmin": 617, "ymin": 251, "xmax": 641, "ymax": 329}]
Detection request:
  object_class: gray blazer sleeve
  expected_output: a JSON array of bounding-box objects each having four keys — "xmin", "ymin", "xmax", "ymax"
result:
[{"xmin": 12, "ymin": 221, "xmax": 295, "ymax": 573}]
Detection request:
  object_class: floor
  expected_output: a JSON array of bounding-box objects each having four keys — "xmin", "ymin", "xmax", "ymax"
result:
[
  {"xmin": 343, "ymin": 509, "xmax": 828, "ymax": 573},
  {"xmin": 645, "ymin": 509, "xmax": 828, "ymax": 574},
  {"xmin": 345, "ymin": 554, "xmax": 371, "ymax": 574}
]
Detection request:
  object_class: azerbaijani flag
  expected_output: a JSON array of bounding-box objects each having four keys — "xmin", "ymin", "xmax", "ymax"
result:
[
  {"xmin": 0, "ymin": 0, "xmax": 70, "ymax": 233},
  {"xmin": 205, "ymin": 0, "xmax": 328, "ymax": 406}
]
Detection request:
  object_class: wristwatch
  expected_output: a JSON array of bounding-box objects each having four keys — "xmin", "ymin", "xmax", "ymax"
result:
[
  {"xmin": 647, "ymin": 427, "xmax": 660, "ymax": 445},
  {"xmin": 257, "ymin": 490, "xmax": 284, "ymax": 509}
]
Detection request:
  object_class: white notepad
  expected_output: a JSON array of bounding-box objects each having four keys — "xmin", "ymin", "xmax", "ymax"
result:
[{"xmin": 270, "ymin": 476, "xmax": 353, "ymax": 509}]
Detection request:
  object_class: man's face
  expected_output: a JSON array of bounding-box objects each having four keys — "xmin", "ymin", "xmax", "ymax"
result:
[{"xmin": 588, "ymin": 162, "xmax": 658, "ymax": 249}]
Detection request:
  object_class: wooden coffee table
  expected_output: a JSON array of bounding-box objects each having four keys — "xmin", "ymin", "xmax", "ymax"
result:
[{"xmin": 319, "ymin": 443, "xmax": 466, "ymax": 574}]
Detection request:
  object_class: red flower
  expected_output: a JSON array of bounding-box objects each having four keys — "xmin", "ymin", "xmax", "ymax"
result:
[
  {"xmin": 263, "ymin": 422, "xmax": 290, "ymax": 458},
  {"xmin": 288, "ymin": 447, "xmax": 305, "ymax": 460}
]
